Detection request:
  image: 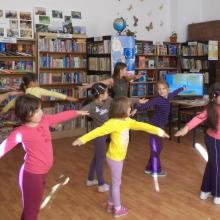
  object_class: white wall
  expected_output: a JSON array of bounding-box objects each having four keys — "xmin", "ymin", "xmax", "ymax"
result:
[
  {"xmin": 0, "ymin": 0, "xmax": 172, "ymax": 42},
  {"xmin": 201, "ymin": 0, "xmax": 220, "ymax": 21}
]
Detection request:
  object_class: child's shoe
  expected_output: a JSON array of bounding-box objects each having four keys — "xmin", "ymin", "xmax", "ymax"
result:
[
  {"xmin": 200, "ymin": 191, "xmax": 212, "ymax": 200},
  {"xmin": 86, "ymin": 179, "xmax": 98, "ymax": 186},
  {"xmin": 151, "ymin": 171, "xmax": 166, "ymax": 177},
  {"xmin": 98, "ymin": 183, "xmax": 109, "ymax": 192},
  {"xmin": 213, "ymin": 197, "xmax": 220, "ymax": 204},
  {"xmin": 144, "ymin": 169, "xmax": 152, "ymax": 175},
  {"xmin": 106, "ymin": 204, "xmax": 114, "ymax": 213},
  {"xmin": 113, "ymin": 206, "xmax": 128, "ymax": 218}
]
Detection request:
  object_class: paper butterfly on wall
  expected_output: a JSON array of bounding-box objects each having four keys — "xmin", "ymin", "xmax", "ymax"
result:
[
  {"xmin": 145, "ymin": 22, "xmax": 153, "ymax": 31},
  {"xmin": 127, "ymin": 4, "xmax": 133, "ymax": 11},
  {"xmin": 159, "ymin": 4, "xmax": 164, "ymax": 10},
  {"xmin": 160, "ymin": 21, "xmax": 164, "ymax": 27},
  {"xmin": 133, "ymin": 16, "xmax": 138, "ymax": 26},
  {"xmin": 140, "ymin": 0, "xmax": 144, "ymax": 2}
]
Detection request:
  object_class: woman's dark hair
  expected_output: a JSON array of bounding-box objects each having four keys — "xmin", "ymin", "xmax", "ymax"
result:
[
  {"xmin": 20, "ymin": 73, "xmax": 37, "ymax": 92},
  {"xmin": 109, "ymin": 96, "xmax": 131, "ymax": 119},
  {"xmin": 82, "ymin": 83, "xmax": 107, "ymax": 106},
  {"xmin": 112, "ymin": 62, "xmax": 127, "ymax": 79},
  {"xmin": 206, "ymin": 82, "xmax": 220, "ymax": 131},
  {"xmin": 15, "ymin": 94, "xmax": 41, "ymax": 122}
]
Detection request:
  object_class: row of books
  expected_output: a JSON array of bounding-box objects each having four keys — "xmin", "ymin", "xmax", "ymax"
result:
[
  {"xmin": 181, "ymin": 43, "xmax": 208, "ymax": 56},
  {"xmin": 40, "ymin": 56, "xmax": 86, "ymax": 68},
  {"xmin": 87, "ymin": 40, "xmax": 111, "ymax": 54},
  {"xmin": 136, "ymin": 56, "xmax": 156, "ymax": 68},
  {"xmin": 0, "ymin": 77, "xmax": 22, "ymax": 89},
  {"xmin": 0, "ymin": 43, "xmax": 34, "ymax": 56},
  {"xmin": 136, "ymin": 42, "xmax": 156, "ymax": 55},
  {"xmin": 181, "ymin": 58, "xmax": 208, "ymax": 70},
  {"xmin": 86, "ymin": 74, "xmax": 110, "ymax": 83},
  {"xmin": 130, "ymin": 83, "xmax": 155, "ymax": 97},
  {"xmin": 157, "ymin": 57, "xmax": 177, "ymax": 68},
  {"xmin": 0, "ymin": 61, "xmax": 34, "ymax": 71},
  {"xmin": 38, "ymin": 38, "xmax": 86, "ymax": 53},
  {"xmin": 39, "ymin": 72, "xmax": 87, "ymax": 84},
  {"xmin": 157, "ymin": 44, "xmax": 178, "ymax": 56},
  {"xmin": 88, "ymin": 57, "xmax": 111, "ymax": 71}
]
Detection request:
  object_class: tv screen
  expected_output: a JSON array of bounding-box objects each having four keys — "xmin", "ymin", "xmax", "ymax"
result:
[{"xmin": 165, "ymin": 73, "xmax": 204, "ymax": 97}]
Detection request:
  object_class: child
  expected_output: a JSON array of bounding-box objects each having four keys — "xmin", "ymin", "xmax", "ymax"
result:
[
  {"xmin": 81, "ymin": 62, "xmax": 142, "ymax": 97},
  {"xmin": 0, "ymin": 94, "xmax": 88, "ymax": 220},
  {"xmin": 175, "ymin": 82, "xmax": 220, "ymax": 205},
  {"xmin": 73, "ymin": 96, "xmax": 169, "ymax": 217},
  {"xmin": 2, "ymin": 73, "xmax": 78, "ymax": 114},
  {"xmin": 81, "ymin": 82, "xmax": 111, "ymax": 192},
  {"xmin": 135, "ymin": 80, "xmax": 184, "ymax": 177}
]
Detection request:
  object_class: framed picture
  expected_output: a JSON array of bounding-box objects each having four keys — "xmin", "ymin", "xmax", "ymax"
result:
[
  {"xmin": 52, "ymin": 10, "xmax": 63, "ymax": 19},
  {"xmin": 71, "ymin": 11, "xmax": 81, "ymax": 19},
  {"xmin": 0, "ymin": 10, "xmax": 3, "ymax": 19},
  {"xmin": 5, "ymin": 10, "xmax": 17, "ymax": 19},
  {"xmin": 20, "ymin": 12, "xmax": 32, "ymax": 20},
  {"xmin": 34, "ymin": 7, "xmax": 46, "ymax": 16},
  {"xmin": 39, "ymin": 15, "xmax": 50, "ymax": 25}
]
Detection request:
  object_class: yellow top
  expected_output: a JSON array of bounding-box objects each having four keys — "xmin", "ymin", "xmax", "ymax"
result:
[
  {"xmin": 2, "ymin": 87, "xmax": 67, "ymax": 113},
  {"xmin": 79, "ymin": 118, "xmax": 165, "ymax": 161}
]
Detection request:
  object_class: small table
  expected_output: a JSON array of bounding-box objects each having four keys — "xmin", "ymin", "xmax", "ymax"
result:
[{"xmin": 170, "ymin": 98, "xmax": 208, "ymax": 147}]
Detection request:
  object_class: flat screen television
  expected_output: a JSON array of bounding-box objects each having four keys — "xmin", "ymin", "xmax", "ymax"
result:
[{"xmin": 165, "ymin": 73, "xmax": 204, "ymax": 97}]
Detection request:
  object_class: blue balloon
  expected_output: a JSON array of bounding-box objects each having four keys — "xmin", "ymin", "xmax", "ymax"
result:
[{"xmin": 113, "ymin": 17, "xmax": 127, "ymax": 34}]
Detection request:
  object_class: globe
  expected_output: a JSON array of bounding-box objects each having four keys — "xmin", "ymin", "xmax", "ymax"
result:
[{"xmin": 113, "ymin": 17, "xmax": 127, "ymax": 34}]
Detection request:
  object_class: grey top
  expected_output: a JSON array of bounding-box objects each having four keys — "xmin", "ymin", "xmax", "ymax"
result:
[
  {"xmin": 113, "ymin": 78, "xmax": 129, "ymax": 97},
  {"xmin": 81, "ymin": 97, "xmax": 112, "ymax": 128}
]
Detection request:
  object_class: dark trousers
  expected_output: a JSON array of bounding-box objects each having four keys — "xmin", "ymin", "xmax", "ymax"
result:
[
  {"xmin": 88, "ymin": 136, "xmax": 107, "ymax": 186},
  {"xmin": 19, "ymin": 166, "xmax": 46, "ymax": 220},
  {"xmin": 145, "ymin": 134, "xmax": 163, "ymax": 173},
  {"xmin": 201, "ymin": 134, "xmax": 220, "ymax": 197}
]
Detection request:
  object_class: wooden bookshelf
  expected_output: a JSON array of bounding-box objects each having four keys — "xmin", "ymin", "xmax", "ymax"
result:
[
  {"xmin": 37, "ymin": 32, "xmax": 88, "ymax": 138},
  {"xmin": 133, "ymin": 40, "xmax": 180, "ymax": 98}
]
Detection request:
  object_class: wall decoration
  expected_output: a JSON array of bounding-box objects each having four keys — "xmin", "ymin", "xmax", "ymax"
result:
[
  {"xmin": 5, "ymin": 10, "xmax": 17, "ymax": 19},
  {"xmin": 145, "ymin": 22, "xmax": 153, "ymax": 31},
  {"xmin": 0, "ymin": 28, "xmax": 4, "ymax": 36},
  {"xmin": 34, "ymin": 7, "xmax": 46, "ymax": 16},
  {"xmin": 39, "ymin": 16, "xmax": 50, "ymax": 25},
  {"xmin": 20, "ymin": 12, "xmax": 31, "ymax": 20},
  {"xmin": 160, "ymin": 21, "xmax": 164, "ymax": 27},
  {"xmin": 71, "ymin": 11, "xmax": 81, "ymax": 19},
  {"xmin": 52, "ymin": 10, "xmax": 63, "ymax": 19},
  {"xmin": 0, "ymin": 10, "xmax": 3, "ymax": 19},
  {"xmin": 133, "ymin": 16, "xmax": 138, "ymax": 27},
  {"xmin": 159, "ymin": 4, "xmax": 164, "ymax": 10},
  {"xmin": 127, "ymin": 4, "xmax": 133, "ymax": 11}
]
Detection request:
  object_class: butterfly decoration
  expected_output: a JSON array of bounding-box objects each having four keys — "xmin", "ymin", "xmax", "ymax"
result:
[
  {"xmin": 159, "ymin": 4, "xmax": 164, "ymax": 10},
  {"xmin": 133, "ymin": 16, "xmax": 138, "ymax": 27},
  {"xmin": 145, "ymin": 22, "xmax": 153, "ymax": 31},
  {"xmin": 160, "ymin": 21, "xmax": 164, "ymax": 27},
  {"xmin": 127, "ymin": 4, "xmax": 133, "ymax": 11},
  {"xmin": 147, "ymin": 11, "xmax": 152, "ymax": 17},
  {"xmin": 140, "ymin": 0, "xmax": 144, "ymax": 2}
]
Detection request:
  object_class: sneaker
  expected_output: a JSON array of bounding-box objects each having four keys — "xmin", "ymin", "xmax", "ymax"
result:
[
  {"xmin": 144, "ymin": 170, "xmax": 152, "ymax": 175},
  {"xmin": 213, "ymin": 197, "xmax": 220, "ymax": 204},
  {"xmin": 86, "ymin": 179, "xmax": 98, "ymax": 186},
  {"xmin": 200, "ymin": 191, "xmax": 212, "ymax": 200},
  {"xmin": 106, "ymin": 204, "xmax": 114, "ymax": 213},
  {"xmin": 151, "ymin": 171, "xmax": 166, "ymax": 177},
  {"xmin": 113, "ymin": 206, "xmax": 128, "ymax": 218},
  {"xmin": 98, "ymin": 183, "xmax": 110, "ymax": 192}
]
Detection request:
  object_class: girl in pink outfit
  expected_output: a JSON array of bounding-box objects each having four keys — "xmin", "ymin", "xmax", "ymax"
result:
[
  {"xmin": 175, "ymin": 82, "xmax": 220, "ymax": 205},
  {"xmin": 0, "ymin": 94, "xmax": 88, "ymax": 220}
]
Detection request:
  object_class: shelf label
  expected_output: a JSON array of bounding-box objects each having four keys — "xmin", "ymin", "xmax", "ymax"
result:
[
  {"xmin": 0, "ymin": 37, "xmax": 17, "ymax": 44},
  {"xmin": 188, "ymin": 41, "xmax": 197, "ymax": 46},
  {"xmin": 94, "ymin": 36, "xmax": 103, "ymax": 41}
]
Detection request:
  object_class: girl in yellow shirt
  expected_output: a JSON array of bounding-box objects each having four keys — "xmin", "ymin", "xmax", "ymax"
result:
[{"xmin": 73, "ymin": 97, "xmax": 169, "ymax": 218}]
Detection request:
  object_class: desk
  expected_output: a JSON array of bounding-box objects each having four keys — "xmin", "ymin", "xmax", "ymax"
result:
[{"xmin": 170, "ymin": 98, "xmax": 208, "ymax": 147}]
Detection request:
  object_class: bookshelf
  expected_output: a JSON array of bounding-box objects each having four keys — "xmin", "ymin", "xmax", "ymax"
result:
[
  {"xmin": 86, "ymin": 35, "xmax": 112, "ymax": 83},
  {"xmin": 37, "ymin": 32, "xmax": 87, "ymax": 138},
  {"xmin": 131, "ymin": 40, "xmax": 179, "ymax": 98},
  {"xmin": 0, "ymin": 38, "xmax": 37, "ymax": 93},
  {"xmin": 180, "ymin": 41, "xmax": 209, "ymax": 84}
]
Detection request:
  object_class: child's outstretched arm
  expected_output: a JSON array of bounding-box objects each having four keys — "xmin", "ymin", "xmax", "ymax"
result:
[
  {"xmin": 0, "ymin": 129, "xmax": 21, "ymax": 158},
  {"xmin": 72, "ymin": 119, "xmax": 115, "ymax": 146},
  {"xmin": 129, "ymin": 119, "xmax": 169, "ymax": 138},
  {"xmin": 46, "ymin": 110, "xmax": 89, "ymax": 126},
  {"xmin": 175, "ymin": 110, "xmax": 207, "ymax": 137},
  {"xmin": 175, "ymin": 126, "xmax": 189, "ymax": 137},
  {"xmin": 135, "ymin": 97, "xmax": 157, "ymax": 111},
  {"xmin": 169, "ymin": 86, "xmax": 186, "ymax": 99}
]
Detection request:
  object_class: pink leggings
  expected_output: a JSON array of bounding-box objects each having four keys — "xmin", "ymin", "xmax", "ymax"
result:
[{"xmin": 19, "ymin": 166, "xmax": 46, "ymax": 220}]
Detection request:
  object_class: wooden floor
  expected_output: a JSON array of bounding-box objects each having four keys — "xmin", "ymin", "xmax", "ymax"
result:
[{"xmin": 0, "ymin": 130, "xmax": 220, "ymax": 220}]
